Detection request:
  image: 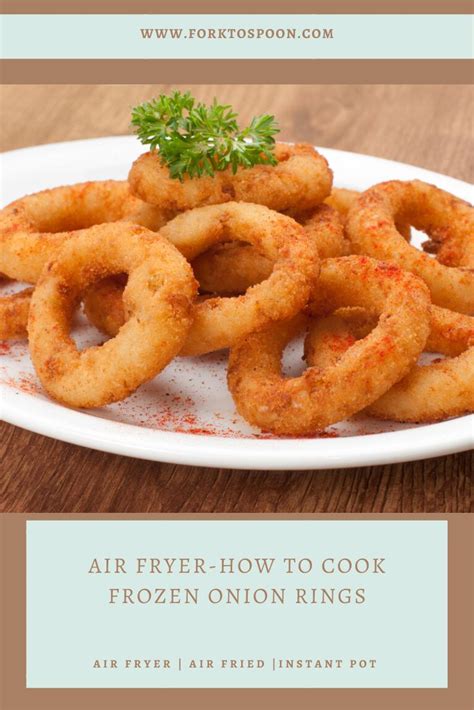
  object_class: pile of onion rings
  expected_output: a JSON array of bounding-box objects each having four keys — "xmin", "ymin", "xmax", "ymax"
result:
[{"xmin": 1, "ymin": 137, "xmax": 472, "ymax": 435}]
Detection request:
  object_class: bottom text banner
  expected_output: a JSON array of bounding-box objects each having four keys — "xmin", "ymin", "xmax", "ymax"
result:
[{"xmin": 26, "ymin": 520, "xmax": 447, "ymax": 689}]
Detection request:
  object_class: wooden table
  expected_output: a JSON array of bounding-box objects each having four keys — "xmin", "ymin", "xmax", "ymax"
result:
[{"xmin": 1, "ymin": 84, "xmax": 472, "ymax": 513}]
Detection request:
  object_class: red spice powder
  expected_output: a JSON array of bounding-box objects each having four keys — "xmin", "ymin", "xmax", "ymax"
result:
[
  {"xmin": 1, "ymin": 372, "xmax": 42, "ymax": 395},
  {"xmin": 125, "ymin": 399, "xmax": 343, "ymax": 440},
  {"xmin": 325, "ymin": 334, "xmax": 356, "ymax": 353}
]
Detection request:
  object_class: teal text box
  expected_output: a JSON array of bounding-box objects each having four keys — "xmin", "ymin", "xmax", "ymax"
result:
[
  {"xmin": 2, "ymin": 14, "xmax": 473, "ymax": 59},
  {"xmin": 26, "ymin": 520, "xmax": 447, "ymax": 688}
]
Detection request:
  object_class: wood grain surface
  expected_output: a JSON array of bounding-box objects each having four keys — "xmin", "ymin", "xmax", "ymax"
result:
[{"xmin": 1, "ymin": 84, "xmax": 473, "ymax": 513}]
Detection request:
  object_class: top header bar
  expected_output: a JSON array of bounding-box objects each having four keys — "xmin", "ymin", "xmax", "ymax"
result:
[
  {"xmin": 3, "ymin": 14, "xmax": 472, "ymax": 61},
  {"xmin": 2, "ymin": 1, "xmax": 473, "ymax": 13}
]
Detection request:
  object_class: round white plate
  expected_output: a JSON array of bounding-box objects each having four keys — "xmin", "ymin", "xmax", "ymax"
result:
[{"xmin": 1, "ymin": 136, "xmax": 473, "ymax": 470}]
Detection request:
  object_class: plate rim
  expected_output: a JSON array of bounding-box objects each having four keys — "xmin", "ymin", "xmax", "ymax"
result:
[{"xmin": 2, "ymin": 387, "xmax": 473, "ymax": 470}]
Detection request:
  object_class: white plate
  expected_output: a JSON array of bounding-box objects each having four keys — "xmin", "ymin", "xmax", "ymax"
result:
[{"xmin": 1, "ymin": 136, "xmax": 473, "ymax": 470}]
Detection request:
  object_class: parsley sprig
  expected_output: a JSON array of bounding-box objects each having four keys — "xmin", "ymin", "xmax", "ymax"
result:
[{"xmin": 131, "ymin": 91, "xmax": 279, "ymax": 181}]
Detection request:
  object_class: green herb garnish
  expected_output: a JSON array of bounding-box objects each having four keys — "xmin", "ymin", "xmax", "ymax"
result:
[{"xmin": 131, "ymin": 90, "xmax": 279, "ymax": 181}]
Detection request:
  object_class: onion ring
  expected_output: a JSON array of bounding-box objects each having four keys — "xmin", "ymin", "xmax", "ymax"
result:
[
  {"xmin": 0, "ymin": 180, "xmax": 171, "ymax": 284},
  {"xmin": 346, "ymin": 180, "xmax": 474, "ymax": 313},
  {"xmin": 325, "ymin": 187, "xmax": 411, "ymax": 241},
  {"xmin": 191, "ymin": 187, "xmax": 410, "ymax": 296},
  {"xmin": 0, "ymin": 287, "xmax": 33, "ymax": 340},
  {"xmin": 324, "ymin": 187, "xmax": 359, "ymax": 222},
  {"xmin": 82, "ymin": 274, "xmax": 129, "ymax": 341},
  {"xmin": 192, "ymin": 203, "xmax": 346, "ymax": 295},
  {"xmin": 27, "ymin": 223, "xmax": 197, "ymax": 408},
  {"xmin": 227, "ymin": 256, "xmax": 430, "ymax": 435},
  {"xmin": 421, "ymin": 222, "xmax": 474, "ymax": 269},
  {"xmin": 129, "ymin": 143, "xmax": 333, "ymax": 214},
  {"xmin": 162, "ymin": 202, "xmax": 320, "ymax": 355},
  {"xmin": 85, "ymin": 202, "xmax": 320, "ymax": 357},
  {"xmin": 305, "ymin": 305, "xmax": 474, "ymax": 422}
]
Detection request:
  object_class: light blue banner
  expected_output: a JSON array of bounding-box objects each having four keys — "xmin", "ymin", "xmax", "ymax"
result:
[
  {"xmin": 1, "ymin": 14, "xmax": 473, "ymax": 59},
  {"xmin": 27, "ymin": 520, "xmax": 447, "ymax": 688}
]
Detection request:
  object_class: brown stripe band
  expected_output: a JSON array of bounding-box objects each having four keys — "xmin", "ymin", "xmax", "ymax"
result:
[
  {"xmin": 2, "ymin": 59, "xmax": 472, "ymax": 85},
  {"xmin": 2, "ymin": 1, "xmax": 473, "ymax": 13},
  {"xmin": 2, "ymin": 515, "xmax": 473, "ymax": 709}
]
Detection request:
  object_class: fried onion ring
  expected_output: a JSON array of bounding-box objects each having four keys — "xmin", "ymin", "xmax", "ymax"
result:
[
  {"xmin": 129, "ymin": 143, "xmax": 333, "ymax": 214},
  {"xmin": 305, "ymin": 305, "xmax": 474, "ymax": 422},
  {"xmin": 0, "ymin": 287, "xmax": 33, "ymax": 340},
  {"xmin": 193, "ymin": 204, "xmax": 346, "ymax": 295},
  {"xmin": 324, "ymin": 187, "xmax": 359, "ymax": 222},
  {"xmin": 82, "ymin": 274, "xmax": 129, "ymax": 341},
  {"xmin": 227, "ymin": 256, "xmax": 430, "ymax": 435},
  {"xmin": 27, "ymin": 223, "xmax": 197, "ymax": 408},
  {"xmin": 191, "ymin": 187, "xmax": 410, "ymax": 296},
  {"xmin": 325, "ymin": 187, "xmax": 411, "ymax": 240},
  {"xmin": 0, "ymin": 180, "xmax": 171, "ymax": 284},
  {"xmin": 84, "ymin": 203, "xmax": 320, "ymax": 357},
  {"xmin": 422, "ymin": 222, "xmax": 474, "ymax": 269},
  {"xmin": 346, "ymin": 180, "xmax": 474, "ymax": 313},
  {"xmin": 164, "ymin": 202, "xmax": 321, "ymax": 355}
]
